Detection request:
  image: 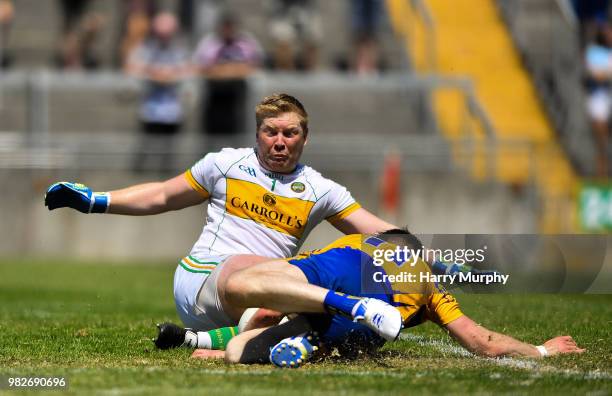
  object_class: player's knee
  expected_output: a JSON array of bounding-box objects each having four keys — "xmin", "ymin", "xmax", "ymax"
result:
[
  {"xmin": 224, "ymin": 271, "xmax": 252, "ymax": 305},
  {"xmin": 224, "ymin": 267, "xmax": 275, "ymax": 307}
]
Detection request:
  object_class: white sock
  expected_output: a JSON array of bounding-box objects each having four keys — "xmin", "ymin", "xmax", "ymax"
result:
[
  {"xmin": 182, "ymin": 330, "xmax": 214, "ymax": 349},
  {"xmin": 196, "ymin": 331, "xmax": 212, "ymax": 349}
]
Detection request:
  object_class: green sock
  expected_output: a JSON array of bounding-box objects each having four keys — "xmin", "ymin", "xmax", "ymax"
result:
[{"xmin": 198, "ymin": 326, "xmax": 239, "ymax": 350}]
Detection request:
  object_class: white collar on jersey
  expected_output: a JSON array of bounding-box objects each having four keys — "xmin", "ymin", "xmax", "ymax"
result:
[{"xmin": 252, "ymin": 147, "xmax": 305, "ymax": 179}]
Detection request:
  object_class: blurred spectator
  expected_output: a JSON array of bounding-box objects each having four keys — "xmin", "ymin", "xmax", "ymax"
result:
[
  {"xmin": 0, "ymin": 0, "xmax": 14, "ymax": 68},
  {"xmin": 56, "ymin": 0, "xmax": 105, "ymax": 70},
  {"xmin": 572, "ymin": 0, "xmax": 610, "ymax": 45},
  {"xmin": 116, "ymin": 0, "xmax": 158, "ymax": 68},
  {"xmin": 177, "ymin": 0, "xmax": 195, "ymax": 39},
  {"xmin": 585, "ymin": 23, "xmax": 612, "ymax": 176},
  {"xmin": 125, "ymin": 11, "xmax": 191, "ymax": 173},
  {"xmin": 350, "ymin": 0, "xmax": 385, "ymax": 75},
  {"xmin": 266, "ymin": 0, "xmax": 322, "ymax": 71},
  {"xmin": 179, "ymin": 0, "xmax": 222, "ymax": 46},
  {"xmin": 193, "ymin": 13, "xmax": 262, "ymax": 138}
]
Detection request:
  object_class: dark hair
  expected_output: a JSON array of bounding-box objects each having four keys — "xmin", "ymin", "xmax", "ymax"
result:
[{"xmin": 375, "ymin": 228, "xmax": 423, "ymax": 250}]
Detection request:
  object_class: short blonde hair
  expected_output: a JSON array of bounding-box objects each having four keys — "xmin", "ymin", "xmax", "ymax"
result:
[{"xmin": 255, "ymin": 93, "xmax": 308, "ymax": 135}]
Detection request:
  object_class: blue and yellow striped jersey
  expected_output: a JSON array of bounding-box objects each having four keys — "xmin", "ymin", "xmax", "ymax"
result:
[{"xmin": 292, "ymin": 234, "xmax": 464, "ymax": 327}]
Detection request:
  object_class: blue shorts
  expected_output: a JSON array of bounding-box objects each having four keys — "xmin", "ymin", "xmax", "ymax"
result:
[{"xmin": 288, "ymin": 247, "xmax": 393, "ymax": 353}]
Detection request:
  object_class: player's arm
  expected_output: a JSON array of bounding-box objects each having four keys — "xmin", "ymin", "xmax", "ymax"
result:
[
  {"xmin": 445, "ymin": 315, "xmax": 585, "ymax": 358},
  {"xmin": 108, "ymin": 173, "xmax": 206, "ymax": 215},
  {"xmin": 331, "ymin": 207, "xmax": 397, "ymax": 235},
  {"xmin": 45, "ymin": 173, "xmax": 206, "ymax": 215}
]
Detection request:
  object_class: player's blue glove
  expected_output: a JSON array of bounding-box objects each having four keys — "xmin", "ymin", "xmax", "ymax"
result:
[{"xmin": 44, "ymin": 182, "xmax": 110, "ymax": 214}]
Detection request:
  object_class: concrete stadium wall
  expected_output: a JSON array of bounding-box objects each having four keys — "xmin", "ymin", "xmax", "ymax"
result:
[{"xmin": 0, "ymin": 168, "xmax": 537, "ymax": 261}]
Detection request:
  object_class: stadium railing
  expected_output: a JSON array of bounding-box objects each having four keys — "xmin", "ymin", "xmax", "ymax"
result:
[
  {"xmin": 388, "ymin": 0, "xmax": 586, "ymax": 233},
  {"xmin": 0, "ymin": 70, "xmax": 505, "ymax": 177},
  {"xmin": 496, "ymin": 0, "xmax": 593, "ymax": 174}
]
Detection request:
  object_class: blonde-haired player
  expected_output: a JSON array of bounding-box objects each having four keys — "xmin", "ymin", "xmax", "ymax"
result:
[{"xmin": 45, "ymin": 93, "xmax": 398, "ymax": 333}]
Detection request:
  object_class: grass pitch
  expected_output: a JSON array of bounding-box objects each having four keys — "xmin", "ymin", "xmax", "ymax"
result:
[{"xmin": 0, "ymin": 259, "xmax": 610, "ymax": 395}]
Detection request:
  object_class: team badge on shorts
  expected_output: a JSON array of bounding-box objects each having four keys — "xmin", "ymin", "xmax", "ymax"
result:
[{"xmin": 291, "ymin": 182, "xmax": 306, "ymax": 193}]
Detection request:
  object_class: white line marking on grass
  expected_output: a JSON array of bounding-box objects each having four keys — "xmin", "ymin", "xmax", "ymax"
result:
[
  {"xmin": 400, "ymin": 333, "xmax": 473, "ymax": 357},
  {"xmin": 399, "ymin": 333, "xmax": 611, "ymax": 380}
]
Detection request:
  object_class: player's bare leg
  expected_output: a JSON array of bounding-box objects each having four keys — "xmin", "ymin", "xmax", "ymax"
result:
[
  {"xmin": 221, "ymin": 260, "xmax": 327, "ymax": 313},
  {"xmin": 158, "ymin": 257, "xmax": 402, "ymax": 350},
  {"xmin": 221, "ymin": 260, "xmax": 403, "ymax": 341},
  {"xmin": 215, "ymin": 254, "xmax": 275, "ymax": 321},
  {"xmin": 154, "ymin": 255, "xmax": 278, "ymax": 351}
]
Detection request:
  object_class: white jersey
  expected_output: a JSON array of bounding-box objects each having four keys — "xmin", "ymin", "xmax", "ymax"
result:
[{"xmin": 184, "ymin": 147, "xmax": 360, "ymax": 258}]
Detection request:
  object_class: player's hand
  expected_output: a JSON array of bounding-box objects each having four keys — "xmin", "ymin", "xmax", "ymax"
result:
[
  {"xmin": 542, "ymin": 335, "xmax": 586, "ymax": 356},
  {"xmin": 44, "ymin": 182, "xmax": 110, "ymax": 213},
  {"xmin": 191, "ymin": 349, "xmax": 225, "ymax": 360}
]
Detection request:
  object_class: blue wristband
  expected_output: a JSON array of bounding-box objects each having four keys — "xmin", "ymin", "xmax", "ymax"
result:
[{"xmin": 91, "ymin": 192, "xmax": 110, "ymax": 213}]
